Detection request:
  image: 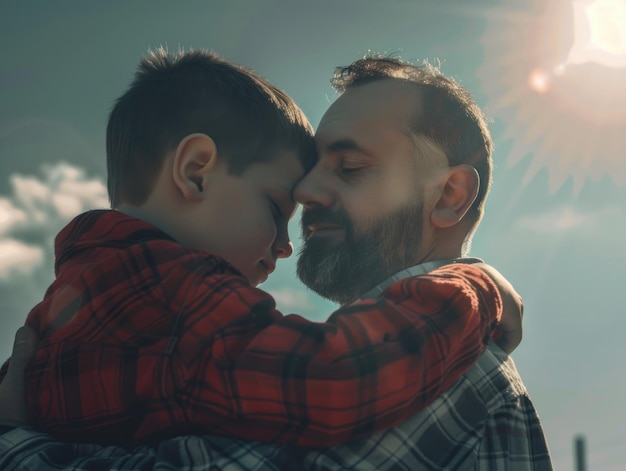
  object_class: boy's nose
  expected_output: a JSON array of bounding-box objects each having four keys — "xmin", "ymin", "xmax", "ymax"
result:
[
  {"xmin": 275, "ymin": 240, "xmax": 294, "ymax": 259},
  {"xmin": 276, "ymin": 241, "xmax": 293, "ymax": 258},
  {"xmin": 294, "ymin": 168, "xmax": 334, "ymax": 210},
  {"xmin": 274, "ymin": 220, "xmax": 294, "ymax": 260}
]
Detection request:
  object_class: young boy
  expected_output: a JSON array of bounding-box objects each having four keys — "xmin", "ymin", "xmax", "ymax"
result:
[{"xmin": 0, "ymin": 48, "xmax": 509, "ymax": 448}]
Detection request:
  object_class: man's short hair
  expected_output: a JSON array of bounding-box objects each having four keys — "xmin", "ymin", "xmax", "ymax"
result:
[
  {"xmin": 107, "ymin": 48, "xmax": 316, "ymax": 207},
  {"xmin": 331, "ymin": 55, "xmax": 493, "ymax": 234}
]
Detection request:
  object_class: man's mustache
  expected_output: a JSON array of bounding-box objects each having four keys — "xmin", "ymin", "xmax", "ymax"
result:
[{"xmin": 300, "ymin": 208, "xmax": 352, "ymax": 238}]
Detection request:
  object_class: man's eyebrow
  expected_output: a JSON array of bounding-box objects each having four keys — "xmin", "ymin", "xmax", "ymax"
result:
[{"xmin": 324, "ymin": 139, "xmax": 372, "ymax": 156}]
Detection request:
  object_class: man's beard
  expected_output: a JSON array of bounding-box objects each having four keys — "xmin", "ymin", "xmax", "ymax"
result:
[{"xmin": 297, "ymin": 201, "xmax": 424, "ymax": 305}]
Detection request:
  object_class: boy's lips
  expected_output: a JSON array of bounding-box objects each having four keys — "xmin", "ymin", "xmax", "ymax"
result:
[
  {"xmin": 259, "ymin": 260, "xmax": 276, "ymax": 275},
  {"xmin": 254, "ymin": 260, "xmax": 275, "ymax": 285}
]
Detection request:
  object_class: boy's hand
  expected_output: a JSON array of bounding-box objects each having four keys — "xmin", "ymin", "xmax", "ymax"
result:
[
  {"xmin": 475, "ymin": 263, "xmax": 523, "ymax": 354},
  {"xmin": 0, "ymin": 326, "xmax": 37, "ymax": 427}
]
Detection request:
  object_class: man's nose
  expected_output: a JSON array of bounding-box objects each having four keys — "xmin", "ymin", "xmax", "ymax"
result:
[{"xmin": 294, "ymin": 167, "xmax": 334, "ymax": 209}]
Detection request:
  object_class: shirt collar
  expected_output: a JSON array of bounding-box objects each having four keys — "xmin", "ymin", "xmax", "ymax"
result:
[{"xmin": 359, "ymin": 257, "xmax": 483, "ymax": 300}]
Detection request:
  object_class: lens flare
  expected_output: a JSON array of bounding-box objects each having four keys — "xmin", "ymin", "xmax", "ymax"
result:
[
  {"xmin": 528, "ymin": 69, "xmax": 550, "ymax": 93},
  {"xmin": 588, "ymin": 0, "xmax": 626, "ymax": 55},
  {"xmin": 479, "ymin": 0, "xmax": 626, "ymax": 193},
  {"xmin": 562, "ymin": 0, "xmax": 626, "ymax": 69}
]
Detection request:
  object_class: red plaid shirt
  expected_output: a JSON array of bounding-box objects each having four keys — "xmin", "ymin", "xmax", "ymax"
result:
[{"xmin": 0, "ymin": 210, "xmax": 501, "ymax": 448}]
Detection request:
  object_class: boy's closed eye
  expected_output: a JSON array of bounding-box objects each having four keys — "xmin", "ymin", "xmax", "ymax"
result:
[
  {"xmin": 269, "ymin": 199, "xmax": 284, "ymax": 219},
  {"xmin": 269, "ymin": 190, "xmax": 298, "ymax": 221}
]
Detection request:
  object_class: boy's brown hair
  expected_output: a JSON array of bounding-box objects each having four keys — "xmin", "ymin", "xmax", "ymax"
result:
[{"xmin": 107, "ymin": 48, "xmax": 316, "ymax": 208}]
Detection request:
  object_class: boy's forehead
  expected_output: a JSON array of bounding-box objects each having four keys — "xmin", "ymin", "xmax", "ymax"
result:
[{"xmin": 263, "ymin": 149, "xmax": 308, "ymax": 188}]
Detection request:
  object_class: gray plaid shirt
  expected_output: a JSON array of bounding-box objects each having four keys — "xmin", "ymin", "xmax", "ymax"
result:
[{"xmin": 0, "ymin": 260, "xmax": 553, "ymax": 470}]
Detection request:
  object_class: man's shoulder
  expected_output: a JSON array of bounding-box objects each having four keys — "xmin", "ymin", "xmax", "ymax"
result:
[
  {"xmin": 473, "ymin": 347, "xmax": 554, "ymax": 469},
  {"xmin": 464, "ymin": 345, "xmax": 528, "ymax": 404},
  {"xmin": 389, "ymin": 262, "xmax": 491, "ymax": 289}
]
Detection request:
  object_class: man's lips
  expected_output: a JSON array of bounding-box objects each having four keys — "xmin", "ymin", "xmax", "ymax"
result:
[{"xmin": 305, "ymin": 224, "xmax": 345, "ymax": 238}]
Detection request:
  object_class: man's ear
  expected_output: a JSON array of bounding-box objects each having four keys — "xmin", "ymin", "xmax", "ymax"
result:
[
  {"xmin": 172, "ymin": 133, "xmax": 220, "ymax": 202},
  {"xmin": 430, "ymin": 164, "xmax": 479, "ymax": 229}
]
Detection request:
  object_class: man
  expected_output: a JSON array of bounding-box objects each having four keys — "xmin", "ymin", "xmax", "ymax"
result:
[{"xmin": 0, "ymin": 55, "xmax": 552, "ymax": 469}]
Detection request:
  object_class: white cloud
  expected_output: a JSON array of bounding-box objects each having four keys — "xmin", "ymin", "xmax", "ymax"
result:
[
  {"xmin": 0, "ymin": 161, "xmax": 108, "ymax": 282},
  {"xmin": 510, "ymin": 205, "xmax": 626, "ymax": 265},
  {"xmin": 0, "ymin": 238, "xmax": 44, "ymax": 280},
  {"xmin": 0, "ymin": 198, "xmax": 28, "ymax": 236},
  {"xmin": 0, "ymin": 162, "xmax": 110, "ymax": 358},
  {"xmin": 516, "ymin": 205, "xmax": 624, "ymax": 236},
  {"xmin": 267, "ymin": 287, "xmax": 315, "ymax": 310},
  {"xmin": 10, "ymin": 175, "xmax": 50, "ymax": 225},
  {"xmin": 1, "ymin": 162, "xmax": 108, "ymax": 239},
  {"xmin": 51, "ymin": 193, "xmax": 85, "ymax": 219},
  {"xmin": 517, "ymin": 206, "xmax": 589, "ymax": 233}
]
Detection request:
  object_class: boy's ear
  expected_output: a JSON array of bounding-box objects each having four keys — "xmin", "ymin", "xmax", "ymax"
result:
[
  {"xmin": 430, "ymin": 164, "xmax": 479, "ymax": 229},
  {"xmin": 172, "ymin": 133, "xmax": 220, "ymax": 202}
]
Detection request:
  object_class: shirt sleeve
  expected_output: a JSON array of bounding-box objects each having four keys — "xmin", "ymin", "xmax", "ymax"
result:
[{"xmin": 169, "ymin": 262, "xmax": 502, "ymax": 447}]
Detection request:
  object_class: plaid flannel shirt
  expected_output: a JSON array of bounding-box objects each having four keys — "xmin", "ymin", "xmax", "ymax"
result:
[
  {"xmin": 0, "ymin": 346, "xmax": 552, "ymax": 470},
  {"xmin": 0, "ymin": 210, "xmax": 501, "ymax": 448}
]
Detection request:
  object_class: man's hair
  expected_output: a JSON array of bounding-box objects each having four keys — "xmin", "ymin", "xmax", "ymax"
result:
[
  {"xmin": 107, "ymin": 48, "xmax": 316, "ymax": 207},
  {"xmin": 331, "ymin": 55, "xmax": 493, "ymax": 237}
]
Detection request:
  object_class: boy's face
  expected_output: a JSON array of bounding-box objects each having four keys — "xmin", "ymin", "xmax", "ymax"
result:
[{"xmin": 190, "ymin": 149, "xmax": 305, "ymax": 286}]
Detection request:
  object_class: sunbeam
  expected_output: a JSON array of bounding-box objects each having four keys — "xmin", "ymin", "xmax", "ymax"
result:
[{"xmin": 478, "ymin": 0, "xmax": 626, "ymax": 193}]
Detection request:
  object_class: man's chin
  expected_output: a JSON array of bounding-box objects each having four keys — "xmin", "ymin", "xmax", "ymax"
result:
[
  {"xmin": 297, "ymin": 241, "xmax": 356, "ymax": 304},
  {"xmin": 300, "ymin": 236, "xmax": 344, "ymax": 257}
]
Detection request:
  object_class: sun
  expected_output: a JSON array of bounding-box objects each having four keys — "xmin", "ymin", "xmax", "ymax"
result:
[
  {"xmin": 564, "ymin": 0, "xmax": 626, "ymax": 67},
  {"xmin": 478, "ymin": 0, "xmax": 626, "ymax": 193}
]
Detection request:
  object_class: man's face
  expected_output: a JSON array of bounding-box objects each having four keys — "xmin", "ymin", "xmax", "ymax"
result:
[{"xmin": 295, "ymin": 79, "xmax": 447, "ymax": 304}]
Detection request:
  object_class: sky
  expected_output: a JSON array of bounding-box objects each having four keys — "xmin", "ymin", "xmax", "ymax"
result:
[{"xmin": 1, "ymin": 0, "xmax": 625, "ymax": 469}]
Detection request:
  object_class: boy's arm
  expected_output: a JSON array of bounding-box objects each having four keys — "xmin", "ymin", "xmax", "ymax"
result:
[
  {"xmin": 473, "ymin": 263, "xmax": 523, "ymax": 354},
  {"xmin": 171, "ymin": 262, "xmax": 504, "ymax": 446},
  {"xmin": 0, "ymin": 270, "xmax": 518, "ymax": 430},
  {"xmin": 21, "ymin": 255, "xmax": 519, "ymax": 448},
  {"xmin": 0, "ymin": 327, "xmax": 36, "ymax": 428}
]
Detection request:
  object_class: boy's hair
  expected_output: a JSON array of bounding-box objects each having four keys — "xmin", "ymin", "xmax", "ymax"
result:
[
  {"xmin": 331, "ymin": 55, "xmax": 493, "ymax": 237},
  {"xmin": 107, "ymin": 48, "xmax": 316, "ymax": 208}
]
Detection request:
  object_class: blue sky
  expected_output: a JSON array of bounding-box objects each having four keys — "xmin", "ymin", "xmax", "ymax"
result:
[{"xmin": 1, "ymin": 1, "xmax": 625, "ymax": 469}]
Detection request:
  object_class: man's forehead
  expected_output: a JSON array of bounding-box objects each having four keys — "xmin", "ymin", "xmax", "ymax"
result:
[
  {"xmin": 315, "ymin": 79, "xmax": 423, "ymax": 142},
  {"xmin": 316, "ymin": 79, "xmax": 422, "ymax": 133}
]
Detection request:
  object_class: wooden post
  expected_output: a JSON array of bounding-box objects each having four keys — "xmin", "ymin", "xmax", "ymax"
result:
[{"xmin": 574, "ymin": 435, "xmax": 587, "ymax": 471}]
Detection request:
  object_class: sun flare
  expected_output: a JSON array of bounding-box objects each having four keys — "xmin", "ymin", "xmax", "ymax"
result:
[
  {"xmin": 587, "ymin": 0, "xmax": 626, "ymax": 54},
  {"xmin": 478, "ymin": 0, "xmax": 626, "ymax": 193},
  {"xmin": 563, "ymin": 0, "xmax": 626, "ymax": 68}
]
